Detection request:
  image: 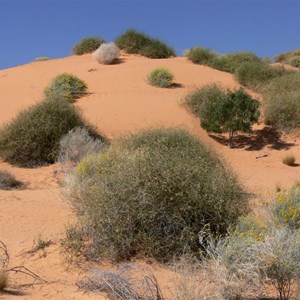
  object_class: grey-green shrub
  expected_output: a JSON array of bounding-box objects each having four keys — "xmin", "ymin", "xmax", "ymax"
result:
[
  {"xmin": 65, "ymin": 127, "xmax": 247, "ymax": 262},
  {"xmin": 0, "ymin": 98, "xmax": 101, "ymax": 167},
  {"xmin": 73, "ymin": 37, "xmax": 105, "ymax": 55},
  {"xmin": 289, "ymin": 55, "xmax": 300, "ymax": 68},
  {"xmin": 44, "ymin": 73, "xmax": 87, "ymax": 103},
  {"xmin": 263, "ymin": 73, "xmax": 300, "ymax": 131},
  {"xmin": 275, "ymin": 49, "xmax": 300, "ymax": 64},
  {"xmin": 147, "ymin": 68, "xmax": 174, "ymax": 88},
  {"xmin": 58, "ymin": 127, "xmax": 107, "ymax": 165},
  {"xmin": 115, "ymin": 29, "xmax": 175, "ymax": 58},
  {"xmin": 185, "ymin": 47, "xmax": 218, "ymax": 66},
  {"xmin": 235, "ymin": 61, "xmax": 287, "ymax": 89},
  {"xmin": 92, "ymin": 42, "xmax": 120, "ymax": 65}
]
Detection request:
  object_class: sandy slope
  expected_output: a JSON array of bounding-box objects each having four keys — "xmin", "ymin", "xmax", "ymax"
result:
[{"xmin": 0, "ymin": 54, "xmax": 299, "ymax": 299}]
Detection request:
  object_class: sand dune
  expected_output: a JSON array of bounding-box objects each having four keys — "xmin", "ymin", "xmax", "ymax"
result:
[{"xmin": 0, "ymin": 54, "xmax": 299, "ymax": 299}]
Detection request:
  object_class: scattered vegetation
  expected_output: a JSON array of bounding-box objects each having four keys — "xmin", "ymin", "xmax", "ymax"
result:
[
  {"xmin": 77, "ymin": 264, "xmax": 163, "ymax": 300},
  {"xmin": 64, "ymin": 127, "xmax": 247, "ymax": 262},
  {"xmin": 72, "ymin": 37, "xmax": 105, "ymax": 55},
  {"xmin": 147, "ymin": 68, "xmax": 174, "ymax": 88},
  {"xmin": 197, "ymin": 187, "xmax": 300, "ymax": 300},
  {"xmin": 44, "ymin": 73, "xmax": 88, "ymax": 103},
  {"xmin": 93, "ymin": 42, "xmax": 120, "ymax": 64},
  {"xmin": 275, "ymin": 49, "xmax": 300, "ymax": 66},
  {"xmin": 58, "ymin": 127, "xmax": 107, "ymax": 166},
  {"xmin": 0, "ymin": 170, "xmax": 23, "ymax": 190},
  {"xmin": 289, "ymin": 55, "xmax": 300, "ymax": 68},
  {"xmin": 184, "ymin": 84, "xmax": 260, "ymax": 147},
  {"xmin": 0, "ymin": 240, "xmax": 46, "ymax": 292},
  {"xmin": 282, "ymin": 154, "xmax": 296, "ymax": 166},
  {"xmin": 0, "ymin": 97, "xmax": 100, "ymax": 167},
  {"xmin": 263, "ymin": 72, "xmax": 300, "ymax": 131},
  {"xmin": 34, "ymin": 57, "xmax": 50, "ymax": 62},
  {"xmin": 115, "ymin": 29, "xmax": 175, "ymax": 58},
  {"xmin": 235, "ymin": 61, "xmax": 287, "ymax": 89},
  {"xmin": 186, "ymin": 48, "xmax": 262, "ymax": 73}
]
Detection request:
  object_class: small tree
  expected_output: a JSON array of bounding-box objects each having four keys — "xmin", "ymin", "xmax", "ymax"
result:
[{"xmin": 197, "ymin": 86, "xmax": 260, "ymax": 147}]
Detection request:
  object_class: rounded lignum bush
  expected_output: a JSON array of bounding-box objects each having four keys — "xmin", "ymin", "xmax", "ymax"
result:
[
  {"xmin": 185, "ymin": 47, "xmax": 218, "ymax": 66},
  {"xmin": 275, "ymin": 49, "xmax": 300, "ymax": 63},
  {"xmin": 44, "ymin": 73, "xmax": 88, "ymax": 103},
  {"xmin": 0, "ymin": 98, "xmax": 100, "ymax": 167},
  {"xmin": 65, "ymin": 127, "xmax": 248, "ymax": 262},
  {"xmin": 235, "ymin": 61, "xmax": 287, "ymax": 89},
  {"xmin": 58, "ymin": 127, "xmax": 107, "ymax": 165},
  {"xmin": 263, "ymin": 73, "xmax": 300, "ymax": 131},
  {"xmin": 115, "ymin": 29, "xmax": 175, "ymax": 58},
  {"xmin": 147, "ymin": 68, "xmax": 174, "ymax": 88},
  {"xmin": 73, "ymin": 37, "xmax": 105, "ymax": 55},
  {"xmin": 289, "ymin": 55, "xmax": 300, "ymax": 68},
  {"xmin": 92, "ymin": 43, "xmax": 120, "ymax": 65}
]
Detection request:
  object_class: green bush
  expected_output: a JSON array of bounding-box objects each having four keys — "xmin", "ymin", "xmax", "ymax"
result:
[
  {"xmin": 185, "ymin": 47, "xmax": 218, "ymax": 66},
  {"xmin": 215, "ymin": 52, "xmax": 262, "ymax": 73},
  {"xmin": 147, "ymin": 68, "xmax": 174, "ymax": 88},
  {"xmin": 72, "ymin": 37, "xmax": 105, "ymax": 55},
  {"xmin": 289, "ymin": 55, "xmax": 300, "ymax": 68},
  {"xmin": 65, "ymin": 127, "xmax": 247, "ymax": 262},
  {"xmin": 235, "ymin": 61, "xmax": 287, "ymax": 89},
  {"xmin": 44, "ymin": 73, "xmax": 88, "ymax": 103},
  {"xmin": 263, "ymin": 73, "xmax": 300, "ymax": 131},
  {"xmin": 184, "ymin": 84, "xmax": 260, "ymax": 147},
  {"xmin": 115, "ymin": 29, "xmax": 175, "ymax": 58},
  {"xmin": 0, "ymin": 98, "xmax": 101, "ymax": 167}
]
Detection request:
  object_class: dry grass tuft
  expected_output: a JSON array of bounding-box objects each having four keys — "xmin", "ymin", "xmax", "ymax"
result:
[
  {"xmin": 282, "ymin": 154, "xmax": 296, "ymax": 166},
  {"xmin": 77, "ymin": 264, "xmax": 163, "ymax": 300}
]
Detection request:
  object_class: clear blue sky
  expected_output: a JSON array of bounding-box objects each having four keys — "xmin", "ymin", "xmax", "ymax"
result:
[{"xmin": 0, "ymin": 0, "xmax": 299, "ymax": 70}]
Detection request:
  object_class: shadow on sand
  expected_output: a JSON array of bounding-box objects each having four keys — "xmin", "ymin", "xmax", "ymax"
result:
[{"xmin": 209, "ymin": 126, "xmax": 297, "ymax": 151}]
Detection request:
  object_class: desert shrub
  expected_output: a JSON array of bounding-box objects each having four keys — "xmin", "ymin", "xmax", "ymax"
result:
[
  {"xmin": 282, "ymin": 154, "xmax": 296, "ymax": 166},
  {"xmin": 65, "ymin": 127, "xmax": 247, "ymax": 262},
  {"xmin": 92, "ymin": 42, "xmax": 120, "ymax": 65},
  {"xmin": 0, "ymin": 98, "xmax": 101, "ymax": 167},
  {"xmin": 0, "ymin": 170, "xmax": 23, "ymax": 190},
  {"xmin": 72, "ymin": 37, "xmax": 105, "ymax": 55},
  {"xmin": 58, "ymin": 127, "xmax": 107, "ymax": 165},
  {"xmin": 187, "ymin": 49, "xmax": 262, "ymax": 74},
  {"xmin": 147, "ymin": 68, "xmax": 174, "ymax": 88},
  {"xmin": 183, "ymin": 84, "xmax": 260, "ymax": 147},
  {"xmin": 263, "ymin": 73, "xmax": 300, "ymax": 131},
  {"xmin": 34, "ymin": 57, "xmax": 50, "ymax": 62},
  {"xmin": 185, "ymin": 47, "xmax": 218, "ymax": 66},
  {"xmin": 269, "ymin": 187, "xmax": 300, "ymax": 230},
  {"xmin": 203, "ymin": 187, "xmax": 300, "ymax": 300},
  {"xmin": 139, "ymin": 39, "xmax": 175, "ymax": 58},
  {"xmin": 235, "ymin": 61, "xmax": 287, "ymax": 89},
  {"xmin": 289, "ymin": 55, "xmax": 300, "ymax": 68},
  {"xmin": 44, "ymin": 73, "xmax": 88, "ymax": 103},
  {"xmin": 115, "ymin": 29, "xmax": 175, "ymax": 58},
  {"xmin": 215, "ymin": 51, "xmax": 262, "ymax": 73},
  {"xmin": 275, "ymin": 49, "xmax": 300, "ymax": 63}
]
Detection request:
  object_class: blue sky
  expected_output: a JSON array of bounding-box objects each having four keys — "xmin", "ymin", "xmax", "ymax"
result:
[{"xmin": 0, "ymin": 0, "xmax": 299, "ymax": 70}]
